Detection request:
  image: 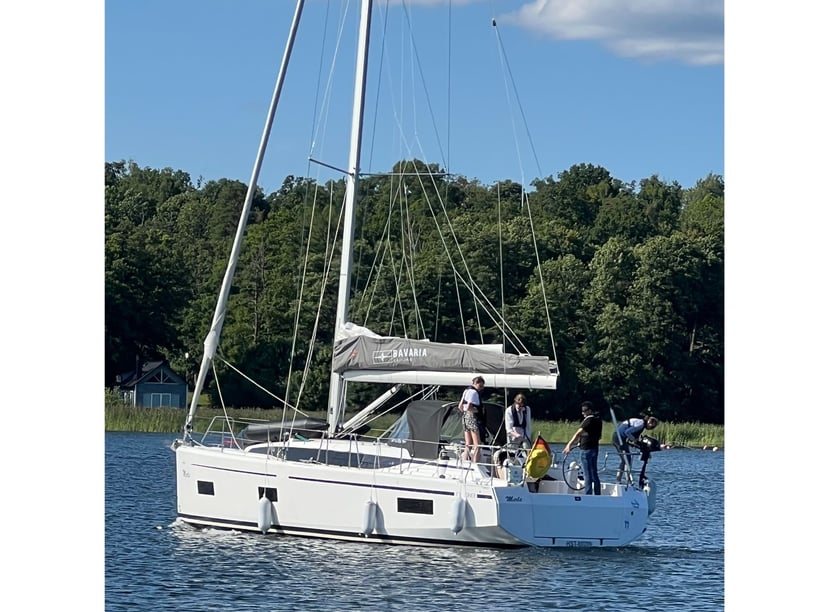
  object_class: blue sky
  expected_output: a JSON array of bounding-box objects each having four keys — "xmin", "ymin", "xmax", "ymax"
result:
[{"xmin": 105, "ymin": 0, "xmax": 724, "ymax": 191}]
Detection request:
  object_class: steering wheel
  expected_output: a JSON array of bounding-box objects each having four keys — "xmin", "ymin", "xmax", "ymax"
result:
[{"xmin": 561, "ymin": 451, "xmax": 585, "ymax": 491}]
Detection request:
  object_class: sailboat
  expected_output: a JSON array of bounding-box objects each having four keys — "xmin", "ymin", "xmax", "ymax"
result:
[{"xmin": 173, "ymin": 0, "xmax": 657, "ymax": 548}]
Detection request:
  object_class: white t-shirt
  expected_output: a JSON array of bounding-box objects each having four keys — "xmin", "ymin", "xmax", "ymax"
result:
[{"xmin": 460, "ymin": 387, "xmax": 480, "ymax": 411}]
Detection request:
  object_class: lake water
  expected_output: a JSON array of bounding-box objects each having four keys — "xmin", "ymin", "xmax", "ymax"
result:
[{"xmin": 105, "ymin": 432, "xmax": 724, "ymax": 611}]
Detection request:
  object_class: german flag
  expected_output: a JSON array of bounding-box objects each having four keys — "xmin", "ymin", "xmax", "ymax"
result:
[{"xmin": 524, "ymin": 434, "xmax": 553, "ymax": 479}]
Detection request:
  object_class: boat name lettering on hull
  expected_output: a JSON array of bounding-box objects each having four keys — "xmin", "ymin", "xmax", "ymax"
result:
[
  {"xmin": 503, "ymin": 496, "xmax": 522, "ymax": 502},
  {"xmin": 565, "ymin": 541, "xmax": 593, "ymax": 547}
]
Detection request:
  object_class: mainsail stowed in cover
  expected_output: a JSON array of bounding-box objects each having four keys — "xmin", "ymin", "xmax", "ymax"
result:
[{"xmin": 333, "ymin": 323, "xmax": 558, "ymax": 389}]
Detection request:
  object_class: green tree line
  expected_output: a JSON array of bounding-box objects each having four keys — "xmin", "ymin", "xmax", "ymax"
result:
[{"xmin": 105, "ymin": 160, "xmax": 723, "ymax": 423}]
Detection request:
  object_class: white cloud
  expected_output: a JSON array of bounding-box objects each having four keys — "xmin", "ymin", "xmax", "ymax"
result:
[{"xmin": 503, "ymin": 0, "xmax": 723, "ymax": 65}]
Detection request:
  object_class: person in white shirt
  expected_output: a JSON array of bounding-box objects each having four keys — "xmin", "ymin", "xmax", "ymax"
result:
[
  {"xmin": 504, "ymin": 393, "xmax": 532, "ymax": 448},
  {"xmin": 459, "ymin": 376, "xmax": 485, "ymax": 462},
  {"xmin": 613, "ymin": 415, "xmax": 659, "ymax": 483}
]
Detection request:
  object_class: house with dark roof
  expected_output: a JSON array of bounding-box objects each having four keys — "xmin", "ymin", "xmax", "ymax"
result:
[{"xmin": 117, "ymin": 360, "xmax": 188, "ymax": 408}]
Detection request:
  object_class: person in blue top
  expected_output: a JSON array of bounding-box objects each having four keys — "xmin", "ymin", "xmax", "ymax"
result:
[
  {"xmin": 563, "ymin": 401, "xmax": 603, "ymax": 495},
  {"xmin": 613, "ymin": 415, "xmax": 660, "ymax": 483}
]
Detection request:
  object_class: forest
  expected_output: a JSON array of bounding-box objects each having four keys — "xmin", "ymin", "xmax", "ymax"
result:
[{"xmin": 104, "ymin": 159, "xmax": 724, "ymax": 424}]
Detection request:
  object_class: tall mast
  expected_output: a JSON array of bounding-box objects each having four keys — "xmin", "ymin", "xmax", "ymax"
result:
[
  {"xmin": 183, "ymin": 0, "xmax": 305, "ymax": 437},
  {"xmin": 327, "ymin": 0, "xmax": 374, "ymax": 435}
]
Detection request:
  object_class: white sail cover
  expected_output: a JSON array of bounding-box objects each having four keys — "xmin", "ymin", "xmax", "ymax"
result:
[{"xmin": 333, "ymin": 323, "xmax": 558, "ymax": 389}]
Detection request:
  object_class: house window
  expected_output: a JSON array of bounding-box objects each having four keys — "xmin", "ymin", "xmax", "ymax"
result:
[{"xmin": 150, "ymin": 393, "xmax": 172, "ymax": 408}]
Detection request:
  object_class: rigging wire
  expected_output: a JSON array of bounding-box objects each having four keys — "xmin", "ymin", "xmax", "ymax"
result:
[
  {"xmin": 287, "ymin": 179, "xmax": 334, "ymax": 419},
  {"xmin": 491, "ymin": 16, "xmax": 560, "ymax": 367},
  {"xmin": 366, "ymin": 0, "xmax": 391, "ymax": 175},
  {"xmin": 371, "ymin": 0, "xmax": 472, "ymax": 342},
  {"xmin": 310, "ymin": 0, "xmax": 554, "ymax": 360},
  {"xmin": 354, "ymin": 177, "xmax": 400, "ymax": 329},
  {"xmin": 210, "ymin": 362, "xmax": 238, "ymax": 443},
  {"xmin": 397, "ymin": 0, "xmax": 449, "ymax": 173},
  {"xmin": 399, "ymin": 156, "xmax": 531, "ymax": 353},
  {"xmin": 298, "ymin": 183, "xmax": 345, "ymax": 407},
  {"xmin": 284, "ymin": 0, "xmax": 342, "ymax": 426},
  {"xmin": 401, "ymin": 179, "xmax": 426, "ymax": 339},
  {"xmin": 491, "ymin": 17, "xmax": 545, "ymax": 181},
  {"xmin": 218, "ymin": 355, "xmax": 301, "ymax": 415},
  {"xmin": 496, "ymin": 181, "xmax": 511, "ymax": 409},
  {"xmin": 307, "ymin": 0, "xmax": 353, "ymax": 175},
  {"xmin": 287, "ymin": 2, "xmax": 556, "ymax": 424},
  {"xmin": 524, "ymin": 190, "xmax": 560, "ymax": 367},
  {"xmin": 395, "ymin": 187, "xmax": 412, "ymax": 337}
]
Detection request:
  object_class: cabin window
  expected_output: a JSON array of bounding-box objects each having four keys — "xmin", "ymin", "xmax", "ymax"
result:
[
  {"xmin": 258, "ymin": 487, "xmax": 277, "ymax": 502},
  {"xmin": 197, "ymin": 481, "xmax": 215, "ymax": 495},
  {"xmin": 397, "ymin": 498, "xmax": 433, "ymax": 515},
  {"xmin": 249, "ymin": 446, "xmax": 403, "ymax": 469}
]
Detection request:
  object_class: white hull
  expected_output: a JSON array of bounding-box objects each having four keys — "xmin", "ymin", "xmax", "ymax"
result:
[{"xmin": 174, "ymin": 438, "xmax": 650, "ymax": 548}]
